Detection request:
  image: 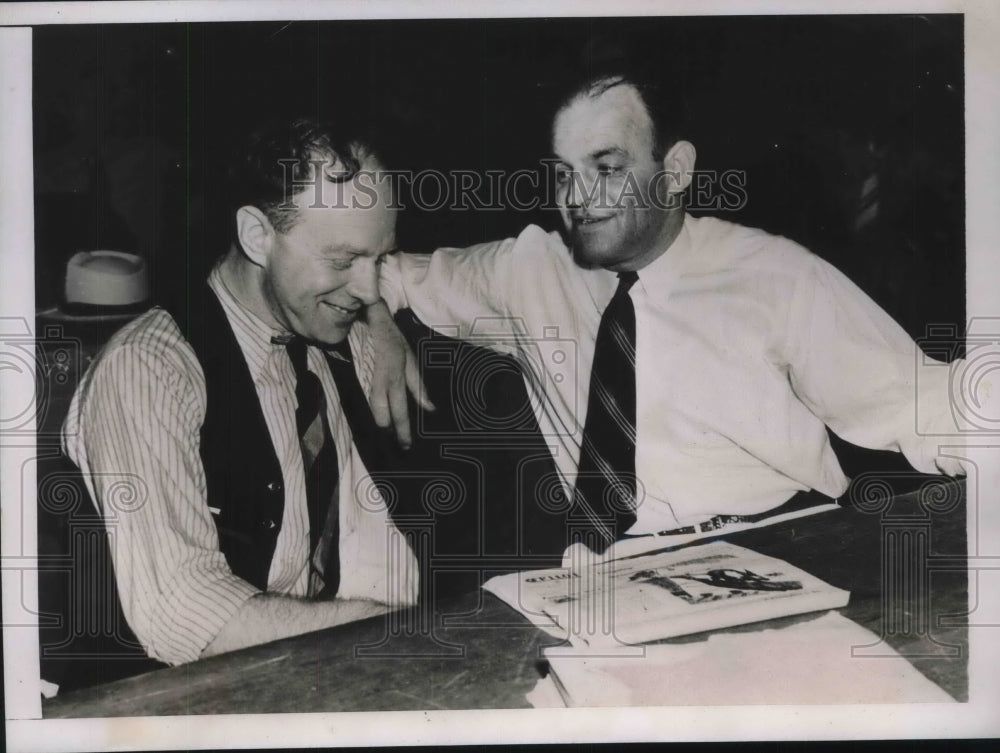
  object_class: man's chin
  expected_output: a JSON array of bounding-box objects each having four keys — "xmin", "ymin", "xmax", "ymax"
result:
[
  {"xmin": 303, "ymin": 324, "xmax": 352, "ymax": 348},
  {"xmin": 570, "ymin": 239, "xmax": 621, "ymax": 270}
]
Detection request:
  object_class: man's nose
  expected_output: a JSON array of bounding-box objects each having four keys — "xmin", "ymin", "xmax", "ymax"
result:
[
  {"xmin": 563, "ymin": 173, "xmax": 592, "ymax": 209},
  {"xmin": 346, "ymin": 258, "xmax": 380, "ymax": 305}
]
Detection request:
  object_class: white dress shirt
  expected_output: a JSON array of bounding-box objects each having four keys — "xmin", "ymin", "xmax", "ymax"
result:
[
  {"xmin": 63, "ymin": 266, "xmax": 418, "ymax": 666},
  {"xmin": 381, "ymin": 214, "xmax": 966, "ymax": 534}
]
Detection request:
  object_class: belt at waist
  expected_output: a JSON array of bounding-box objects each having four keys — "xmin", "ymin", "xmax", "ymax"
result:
[{"xmin": 627, "ymin": 489, "xmax": 839, "ymax": 539}]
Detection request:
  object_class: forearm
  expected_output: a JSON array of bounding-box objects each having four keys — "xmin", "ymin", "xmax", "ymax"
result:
[
  {"xmin": 370, "ymin": 233, "xmax": 538, "ymax": 439},
  {"xmin": 201, "ymin": 593, "xmax": 393, "ymax": 658},
  {"xmin": 379, "ymin": 242, "xmax": 514, "ymax": 338},
  {"xmin": 70, "ymin": 341, "xmax": 265, "ymax": 664}
]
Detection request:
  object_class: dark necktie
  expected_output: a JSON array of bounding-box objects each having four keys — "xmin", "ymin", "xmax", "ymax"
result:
[
  {"xmin": 321, "ymin": 339, "xmax": 402, "ymax": 506},
  {"xmin": 284, "ymin": 337, "xmax": 341, "ymax": 596},
  {"xmin": 569, "ymin": 271, "xmax": 639, "ymax": 553}
]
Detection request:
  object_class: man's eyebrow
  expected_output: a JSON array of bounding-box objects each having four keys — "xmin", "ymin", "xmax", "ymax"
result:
[
  {"xmin": 547, "ymin": 149, "xmax": 630, "ymax": 164},
  {"xmin": 336, "ymin": 246, "xmax": 400, "ymax": 258},
  {"xmin": 591, "ymin": 147, "xmax": 631, "ymax": 161},
  {"xmin": 322, "ymin": 243, "xmax": 355, "ymax": 256}
]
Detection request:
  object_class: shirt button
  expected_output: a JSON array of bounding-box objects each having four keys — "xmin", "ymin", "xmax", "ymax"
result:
[
  {"xmin": 261, "ymin": 518, "xmax": 277, "ymax": 530},
  {"xmin": 266, "ymin": 481, "xmax": 283, "ymax": 493}
]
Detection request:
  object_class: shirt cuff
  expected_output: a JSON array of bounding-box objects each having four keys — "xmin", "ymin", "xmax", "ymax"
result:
[{"xmin": 378, "ymin": 253, "xmax": 409, "ymax": 314}]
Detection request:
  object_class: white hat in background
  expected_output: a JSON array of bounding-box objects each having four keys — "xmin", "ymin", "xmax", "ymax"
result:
[{"xmin": 63, "ymin": 250, "xmax": 149, "ymax": 310}]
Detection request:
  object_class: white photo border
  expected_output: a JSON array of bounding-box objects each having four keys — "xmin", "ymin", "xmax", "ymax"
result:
[{"xmin": 3, "ymin": 0, "xmax": 999, "ymax": 749}]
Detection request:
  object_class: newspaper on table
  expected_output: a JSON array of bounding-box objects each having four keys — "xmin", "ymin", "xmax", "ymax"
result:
[{"xmin": 483, "ymin": 540, "xmax": 850, "ymax": 649}]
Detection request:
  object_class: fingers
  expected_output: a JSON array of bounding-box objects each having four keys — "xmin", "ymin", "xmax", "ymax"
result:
[
  {"xmin": 405, "ymin": 352, "xmax": 435, "ymax": 412},
  {"xmin": 371, "ymin": 380, "xmax": 412, "ymax": 449},
  {"xmin": 362, "ymin": 298, "xmax": 431, "ymax": 448},
  {"xmin": 370, "ymin": 389, "xmax": 392, "ymax": 431},
  {"xmin": 388, "ymin": 375, "xmax": 413, "ymax": 449}
]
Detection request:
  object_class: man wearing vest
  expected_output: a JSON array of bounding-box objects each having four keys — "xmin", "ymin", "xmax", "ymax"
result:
[{"xmin": 63, "ymin": 117, "xmax": 422, "ymax": 666}]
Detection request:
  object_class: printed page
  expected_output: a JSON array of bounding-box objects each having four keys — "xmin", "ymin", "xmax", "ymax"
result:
[{"xmin": 483, "ymin": 542, "xmax": 849, "ymax": 647}]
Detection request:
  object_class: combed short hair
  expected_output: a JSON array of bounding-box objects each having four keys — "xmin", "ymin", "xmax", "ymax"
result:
[
  {"xmin": 551, "ymin": 58, "xmax": 687, "ymax": 162},
  {"xmin": 225, "ymin": 117, "xmax": 379, "ymax": 240}
]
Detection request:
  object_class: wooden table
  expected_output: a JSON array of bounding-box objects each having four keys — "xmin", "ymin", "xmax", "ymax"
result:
[{"xmin": 44, "ymin": 479, "xmax": 968, "ymax": 717}]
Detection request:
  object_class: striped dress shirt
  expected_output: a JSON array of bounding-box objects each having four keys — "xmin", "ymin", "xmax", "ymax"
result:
[{"xmin": 62, "ymin": 266, "xmax": 418, "ymax": 666}]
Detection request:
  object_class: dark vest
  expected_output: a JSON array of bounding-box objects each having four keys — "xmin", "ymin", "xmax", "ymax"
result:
[{"xmin": 171, "ymin": 285, "xmax": 286, "ymax": 590}]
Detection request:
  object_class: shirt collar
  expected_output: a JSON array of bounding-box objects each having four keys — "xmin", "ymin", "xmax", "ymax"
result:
[
  {"xmin": 631, "ymin": 212, "xmax": 696, "ymax": 302},
  {"xmin": 207, "ymin": 264, "xmax": 287, "ymax": 382}
]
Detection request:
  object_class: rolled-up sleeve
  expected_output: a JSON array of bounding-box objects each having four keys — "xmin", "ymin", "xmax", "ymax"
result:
[
  {"xmin": 380, "ymin": 232, "xmax": 534, "ymax": 343},
  {"xmin": 65, "ymin": 331, "xmax": 259, "ymax": 665}
]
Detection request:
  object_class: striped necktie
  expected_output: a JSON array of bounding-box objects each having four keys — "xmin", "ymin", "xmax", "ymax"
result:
[
  {"xmin": 569, "ymin": 271, "xmax": 639, "ymax": 553},
  {"xmin": 321, "ymin": 339, "xmax": 403, "ymax": 517},
  {"xmin": 284, "ymin": 337, "xmax": 340, "ymax": 596}
]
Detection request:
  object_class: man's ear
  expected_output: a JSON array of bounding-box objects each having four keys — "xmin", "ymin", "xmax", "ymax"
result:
[
  {"xmin": 235, "ymin": 205, "xmax": 275, "ymax": 267},
  {"xmin": 661, "ymin": 140, "xmax": 697, "ymax": 194}
]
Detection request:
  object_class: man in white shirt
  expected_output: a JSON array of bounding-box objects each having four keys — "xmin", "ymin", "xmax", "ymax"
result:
[
  {"xmin": 378, "ymin": 67, "xmax": 969, "ymax": 553},
  {"xmin": 64, "ymin": 117, "xmax": 422, "ymax": 666}
]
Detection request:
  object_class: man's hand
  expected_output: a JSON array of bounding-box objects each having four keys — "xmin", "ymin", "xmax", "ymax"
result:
[{"xmin": 365, "ymin": 299, "xmax": 434, "ymax": 449}]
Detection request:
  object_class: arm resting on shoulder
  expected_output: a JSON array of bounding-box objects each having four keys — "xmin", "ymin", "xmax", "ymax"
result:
[
  {"xmin": 370, "ymin": 229, "xmax": 565, "ymax": 445},
  {"xmin": 377, "ymin": 237, "xmax": 523, "ymax": 339},
  {"xmin": 370, "ymin": 235, "xmax": 542, "ymax": 426}
]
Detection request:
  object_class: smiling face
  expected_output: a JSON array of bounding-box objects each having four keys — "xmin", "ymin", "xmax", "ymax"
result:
[
  {"xmin": 259, "ymin": 155, "xmax": 396, "ymax": 345},
  {"xmin": 552, "ymin": 82, "xmax": 675, "ymax": 272}
]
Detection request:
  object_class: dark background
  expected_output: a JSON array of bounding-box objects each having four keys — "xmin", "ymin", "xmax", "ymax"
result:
[{"xmin": 34, "ymin": 14, "xmax": 965, "ymax": 339}]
